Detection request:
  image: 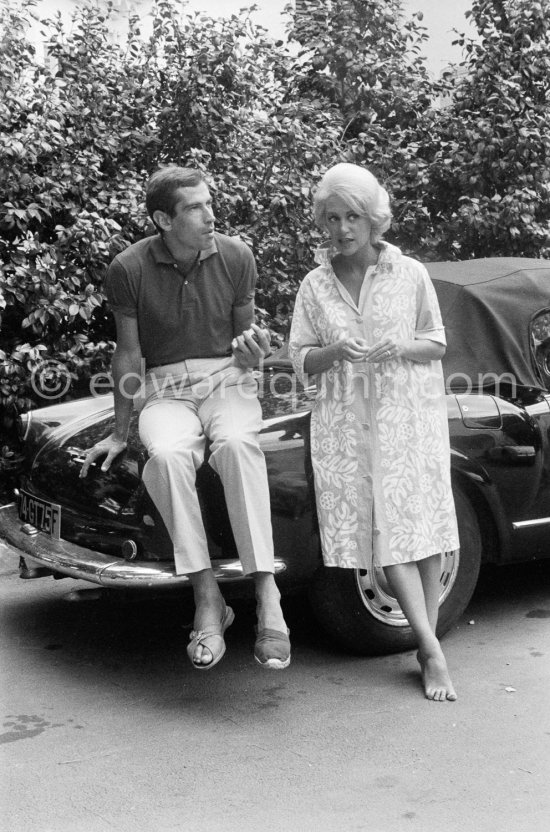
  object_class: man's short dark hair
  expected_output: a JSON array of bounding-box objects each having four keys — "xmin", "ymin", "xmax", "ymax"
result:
[{"xmin": 145, "ymin": 166, "xmax": 207, "ymax": 220}]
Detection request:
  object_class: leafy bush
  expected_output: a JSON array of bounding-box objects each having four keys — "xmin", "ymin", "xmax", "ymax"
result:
[
  {"xmin": 0, "ymin": 0, "xmax": 159, "ymax": 415},
  {"xmin": 285, "ymin": 0, "xmax": 445, "ymax": 257},
  {"xmin": 424, "ymin": 0, "xmax": 550, "ymax": 259},
  {"xmin": 1, "ymin": 0, "xmax": 549, "ymax": 440},
  {"xmin": 0, "ymin": 0, "xmax": 344, "ymax": 426},
  {"xmin": 148, "ymin": 0, "xmax": 344, "ymax": 330}
]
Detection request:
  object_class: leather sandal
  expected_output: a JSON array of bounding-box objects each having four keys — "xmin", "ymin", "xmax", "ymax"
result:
[
  {"xmin": 187, "ymin": 606, "xmax": 235, "ymax": 671},
  {"xmin": 254, "ymin": 627, "xmax": 291, "ymax": 670}
]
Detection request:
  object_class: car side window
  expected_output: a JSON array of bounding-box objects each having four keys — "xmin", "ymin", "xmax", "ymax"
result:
[{"xmin": 531, "ymin": 308, "xmax": 550, "ymax": 390}]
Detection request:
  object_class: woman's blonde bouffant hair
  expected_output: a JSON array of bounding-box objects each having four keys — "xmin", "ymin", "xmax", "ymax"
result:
[{"xmin": 313, "ymin": 163, "xmax": 392, "ymax": 243}]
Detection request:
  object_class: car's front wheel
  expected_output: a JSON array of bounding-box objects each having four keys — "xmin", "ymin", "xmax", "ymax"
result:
[{"xmin": 308, "ymin": 487, "xmax": 482, "ymax": 655}]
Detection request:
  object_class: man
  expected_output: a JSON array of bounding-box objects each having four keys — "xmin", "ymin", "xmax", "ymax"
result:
[{"xmin": 81, "ymin": 166, "xmax": 290, "ymax": 671}]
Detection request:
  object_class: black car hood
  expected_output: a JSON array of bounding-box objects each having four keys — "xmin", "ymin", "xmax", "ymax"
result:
[
  {"xmin": 29, "ymin": 411, "xmax": 143, "ymax": 517},
  {"xmin": 23, "ymin": 380, "xmax": 315, "ymax": 559}
]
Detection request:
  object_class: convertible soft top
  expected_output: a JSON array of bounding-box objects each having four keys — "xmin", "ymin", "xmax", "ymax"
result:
[
  {"xmin": 427, "ymin": 258, "xmax": 550, "ymax": 392},
  {"xmin": 269, "ymin": 257, "xmax": 550, "ymax": 393}
]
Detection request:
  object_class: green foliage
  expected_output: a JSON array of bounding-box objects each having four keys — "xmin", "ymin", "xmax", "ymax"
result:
[
  {"xmin": 285, "ymin": 0, "xmax": 447, "ymax": 257},
  {"xmin": 425, "ymin": 0, "xmax": 550, "ymax": 258},
  {"xmin": 1, "ymin": 0, "xmax": 549, "ymax": 456},
  {"xmin": 0, "ymin": 0, "xmax": 343, "ymax": 426},
  {"xmin": 287, "ymin": 0, "xmax": 433, "ymax": 137},
  {"xmin": 0, "ymin": 0, "xmax": 160, "ymax": 414},
  {"xmin": 284, "ymin": 0, "xmax": 550, "ymax": 260},
  {"xmin": 148, "ymin": 0, "xmax": 343, "ymax": 329}
]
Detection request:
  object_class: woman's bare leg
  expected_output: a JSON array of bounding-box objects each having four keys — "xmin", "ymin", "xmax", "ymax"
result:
[
  {"xmin": 417, "ymin": 553, "xmax": 442, "ymax": 633},
  {"xmin": 384, "ymin": 559, "xmax": 457, "ymax": 701}
]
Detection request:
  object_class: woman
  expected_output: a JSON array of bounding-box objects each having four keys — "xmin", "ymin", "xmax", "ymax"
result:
[{"xmin": 289, "ymin": 163, "xmax": 460, "ymax": 701}]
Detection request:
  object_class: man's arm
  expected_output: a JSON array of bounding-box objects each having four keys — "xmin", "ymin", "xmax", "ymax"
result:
[
  {"xmin": 231, "ymin": 301, "xmax": 270, "ymax": 368},
  {"xmin": 80, "ymin": 313, "xmax": 143, "ymax": 477},
  {"xmin": 232, "ymin": 300, "xmax": 254, "ymax": 336}
]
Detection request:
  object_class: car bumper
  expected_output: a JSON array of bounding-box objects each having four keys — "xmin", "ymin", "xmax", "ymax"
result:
[{"xmin": 0, "ymin": 503, "xmax": 286, "ymax": 589}]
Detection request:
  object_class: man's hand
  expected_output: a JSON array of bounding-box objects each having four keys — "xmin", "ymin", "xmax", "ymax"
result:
[
  {"xmin": 231, "ymin": 323, "xmax": 271, "ymax": 368},
  {"xmin": 79, "ymin": 433, "xmax": 127, "ymax": 478}
]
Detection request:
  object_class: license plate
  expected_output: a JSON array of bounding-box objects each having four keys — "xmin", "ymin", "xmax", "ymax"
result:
[{"xmin": 18, "ymin": 490, "xmax": 61, "ymax": 539}]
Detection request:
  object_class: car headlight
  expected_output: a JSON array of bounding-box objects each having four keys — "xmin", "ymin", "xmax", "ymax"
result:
[
  {"xmin": 16, "ymin": 411, "xmax": 53, "ymax": 450},
  {"xmin": 16, "ymin": 411, "xmax": 32, "ymax": 442}
]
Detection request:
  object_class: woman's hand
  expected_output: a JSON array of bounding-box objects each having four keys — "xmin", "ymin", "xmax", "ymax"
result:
[
  {"xmin": 363, "ymin": 338, "xmax": 402, "ymax": 363},
  {"xmin": 337, "ymin": 337, "xmax": 371, "ymax": 363},
  {"xmin": 364, "ymin": 338, "xmax": 444, "ymax": 363},
  {"xmin": 303, "ymin": 337, "xmax": 370, "ymax": 374}
]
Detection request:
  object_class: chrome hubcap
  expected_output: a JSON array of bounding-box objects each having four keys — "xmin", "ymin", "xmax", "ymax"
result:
[{"xmin": 354, "ymin": 549, "xmax": 460, "ymax": 627}]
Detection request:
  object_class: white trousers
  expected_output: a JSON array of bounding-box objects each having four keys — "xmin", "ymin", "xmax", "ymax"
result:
[{"xmin": 137, "ymin": 358, "xmax": 275, "ymax": 576}]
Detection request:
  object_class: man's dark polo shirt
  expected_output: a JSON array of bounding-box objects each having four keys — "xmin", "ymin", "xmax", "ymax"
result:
[{"xmin": 104, "ymin": 232, "xmax": 257, "ymax": 368}]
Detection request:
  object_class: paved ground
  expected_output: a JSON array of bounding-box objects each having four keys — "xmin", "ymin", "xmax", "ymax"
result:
[{"xmin": 1, "ymin": 540, "xmax": 549, "ymax": 832}]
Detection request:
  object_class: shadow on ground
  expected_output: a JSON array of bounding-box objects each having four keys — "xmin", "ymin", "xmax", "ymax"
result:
[{"xmin": 2, "ymin": 556, "xmax": 549, "ymax": 688}]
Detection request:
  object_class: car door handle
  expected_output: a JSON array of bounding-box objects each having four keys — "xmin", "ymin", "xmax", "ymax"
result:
[{"xmin": 487, "ymin": 445, "xmax": 536, "ymax": 464}]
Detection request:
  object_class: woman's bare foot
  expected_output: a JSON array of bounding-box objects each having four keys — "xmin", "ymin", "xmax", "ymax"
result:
[{"xmin": 417, "ymin": 647, "xmax": 457, "ymax": 701}]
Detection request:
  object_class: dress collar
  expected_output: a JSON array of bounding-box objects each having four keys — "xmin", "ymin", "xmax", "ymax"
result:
[{"xmin": 313, "ymin": 239, "xmax": 402, "ymax": 272}]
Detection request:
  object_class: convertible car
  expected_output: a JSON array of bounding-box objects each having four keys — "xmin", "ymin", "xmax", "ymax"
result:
[{"xmin": 1, "ymin": 257, "xmax": 549, "ymax": 654}]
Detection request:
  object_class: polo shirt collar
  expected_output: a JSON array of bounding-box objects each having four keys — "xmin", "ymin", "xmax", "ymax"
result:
[{"xmin": 150, "ymin": 233, "xmax": 218, "ymax": 265}]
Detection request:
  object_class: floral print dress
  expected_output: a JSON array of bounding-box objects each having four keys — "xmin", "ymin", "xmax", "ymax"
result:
[{"xmin": 289, "ymin": 242, "xmax": 459, "ymax": 568}]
